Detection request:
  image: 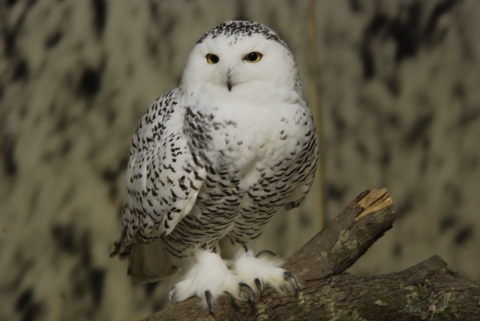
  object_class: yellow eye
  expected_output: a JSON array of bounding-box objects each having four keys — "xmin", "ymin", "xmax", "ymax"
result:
[
  {"xmin": 245, "ymin": 52, "xmax": 262, "ymax": 63},
  {"xmin": 206, "ymin": 54, "xmax": 219, "ymax": 64}
]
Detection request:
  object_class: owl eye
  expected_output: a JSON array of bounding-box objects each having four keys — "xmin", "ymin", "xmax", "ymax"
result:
[
  {"xmin": 206, "ymin": 54, "xmax": 219, "ymax": 64},
  {"xmin": 245, "ymin": 52, "xmax": 262, "ymax": 63}
]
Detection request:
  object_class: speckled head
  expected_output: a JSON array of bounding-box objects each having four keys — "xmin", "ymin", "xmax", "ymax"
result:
[
  {"xmin": 197, "ymin": 20, "xmax": 288, "ymax": 49},
  {"xmin": 181, "ymin": 20, "xmax": 301, "ymax": 96}
]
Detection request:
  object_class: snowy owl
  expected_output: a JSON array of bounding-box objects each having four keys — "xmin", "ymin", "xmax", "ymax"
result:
[{"xmin": 111, "ymin": 20, "xmax": 318, "ymax": 315}]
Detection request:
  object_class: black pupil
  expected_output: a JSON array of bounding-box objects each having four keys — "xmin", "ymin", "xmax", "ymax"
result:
[
  {"xmin": 248, "ymin": 53, "xmax": 257, "ymax": 61},
  {"xmin": 210, "ymin": 55, "xmax": 219, "ymax": 63}
]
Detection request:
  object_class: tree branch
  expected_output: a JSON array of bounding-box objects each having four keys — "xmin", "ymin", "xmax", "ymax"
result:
[{"xmin": 143, "ymin": 189, "xmax": 480, "ymax": 320}]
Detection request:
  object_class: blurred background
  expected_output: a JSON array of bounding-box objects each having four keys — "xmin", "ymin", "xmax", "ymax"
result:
[{"xmin": 1, "ymin": 0, "xmax": 479, "ymax": 320}]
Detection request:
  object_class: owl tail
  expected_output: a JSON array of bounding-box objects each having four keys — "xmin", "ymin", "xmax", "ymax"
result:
[
  {"xmin": 110, "ymin": 229, "xmax": 178, "ymax": 282},
  {"xmin": 110, "ymin": 228, "xmax": 131, "ymax": 259},
  {"xmin": 126, "ymin": 240, "xmax": 178, "ymax": 283}
]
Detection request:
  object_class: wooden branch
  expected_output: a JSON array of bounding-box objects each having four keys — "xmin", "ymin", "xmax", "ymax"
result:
[{"xmin": 143, "ymin": 189, "xmax": 480, "ymax": 320}]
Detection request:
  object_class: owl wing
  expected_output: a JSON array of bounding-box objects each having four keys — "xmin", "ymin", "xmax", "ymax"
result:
[{"xmin": 111, "ymin": 89, "xmax": 206, "ymax": 279}]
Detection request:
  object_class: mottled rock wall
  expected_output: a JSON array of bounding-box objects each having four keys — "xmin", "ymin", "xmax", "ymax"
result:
[{"xmin": 1, "ymin": 1, "xmax": 478, "ymax": 320}]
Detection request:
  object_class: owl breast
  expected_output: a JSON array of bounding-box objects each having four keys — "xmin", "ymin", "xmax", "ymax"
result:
[
  {"xmin": 188, "ymin": 85, "xmax": 309, "ymax": 162},
  {"xmin": 184, "ymin": 87, "xmax": 316, "ymax": 205}
]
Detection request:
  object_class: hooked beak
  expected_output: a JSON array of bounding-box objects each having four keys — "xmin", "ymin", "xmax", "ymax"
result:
[{"xmin": 226, "ymin": 68, "xmax": 233, "ymax": 92}]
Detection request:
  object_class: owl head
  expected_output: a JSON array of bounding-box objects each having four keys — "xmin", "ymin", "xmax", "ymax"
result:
[{"xmin": 180, "ymin": 21, "xmax": 301, "ymax": 98}]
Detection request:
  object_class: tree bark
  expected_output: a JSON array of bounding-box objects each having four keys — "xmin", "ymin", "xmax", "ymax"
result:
[{"xmin": 143, "ymin": 189, "xmax": 480, "ymax": 321}]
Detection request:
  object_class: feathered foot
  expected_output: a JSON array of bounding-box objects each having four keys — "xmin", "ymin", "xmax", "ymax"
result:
[
  {"xmin": 168, "ymin": 251, "xmax": 255, "ymax": 316},
  {"xmin": 232, "ymin": 250, "xmax": 299, "ymax": 297}
]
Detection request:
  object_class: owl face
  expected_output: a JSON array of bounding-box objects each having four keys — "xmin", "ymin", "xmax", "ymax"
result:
[{"xmin": 181, "ymin": 22, "xmax": 300, "ymax": 98}]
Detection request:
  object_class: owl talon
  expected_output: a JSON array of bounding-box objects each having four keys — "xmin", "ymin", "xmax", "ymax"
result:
[
  {"xmin": 239, "ymin": 282, "xmax": 255, "ymax": 304},
  {"xmin": 254, "ymin": 278, "xmax": 263, "ymax": 292},
  {"xmin": 205, "ymin": 290, "xmax": 215, "ymax": 316},
  {"xmin": 168, "ymin": 286, "xmax": 176, "ymax": 304},
  {"xmin": 284, "ymin": 271, "xmax": 299, "ymax": 295},
  {"xmin": 256, "ymin": 250, "xmax": 277, "ymax": 259}
]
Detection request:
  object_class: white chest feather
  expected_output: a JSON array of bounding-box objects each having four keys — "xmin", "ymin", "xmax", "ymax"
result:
[{"xmin": 184, "ymin": 84, "xmax": 309, "ymax": 170}]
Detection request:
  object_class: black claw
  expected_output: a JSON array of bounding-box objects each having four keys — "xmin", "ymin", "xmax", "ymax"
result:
[
  {"xmin": 168, "ymin": 286, "xmax": 176, "ymax": 304},
  {"xmin": 205, "ymin": 290, "xmax": 215, "ymax": 316},
  {"xmin": 256, "ymin": 250, "xmax": 277, "ymax": 259},
  {"xmin": 254, "ymin": 278, "xmax": 263, "ymax": 292},
  {"xmin": 239, "ymin": 282, "xmax": 255, "ymax": 306},
  {"xmin": 284, "ymin": 271, "xmax": 299, "ymax": 296}
]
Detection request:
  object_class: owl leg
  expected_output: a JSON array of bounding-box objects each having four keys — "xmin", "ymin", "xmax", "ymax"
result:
[
  {"xmin": 168, "ymin": 250, "xmax": 254, "ymax": 315},
  {"xmin": 231, "ymin": 248, "xmax": 299, "ymax": 296}
]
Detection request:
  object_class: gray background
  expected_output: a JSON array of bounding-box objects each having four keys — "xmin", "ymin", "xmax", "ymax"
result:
[{"xmin": 1, "ymin": 0, "xmax": 479, "ymax": 320}]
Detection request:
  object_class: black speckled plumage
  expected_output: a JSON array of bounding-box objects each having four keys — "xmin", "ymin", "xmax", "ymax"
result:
[{"xmin": 111, "ymin": 20, "xmax": 318, "ymax": 308}]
